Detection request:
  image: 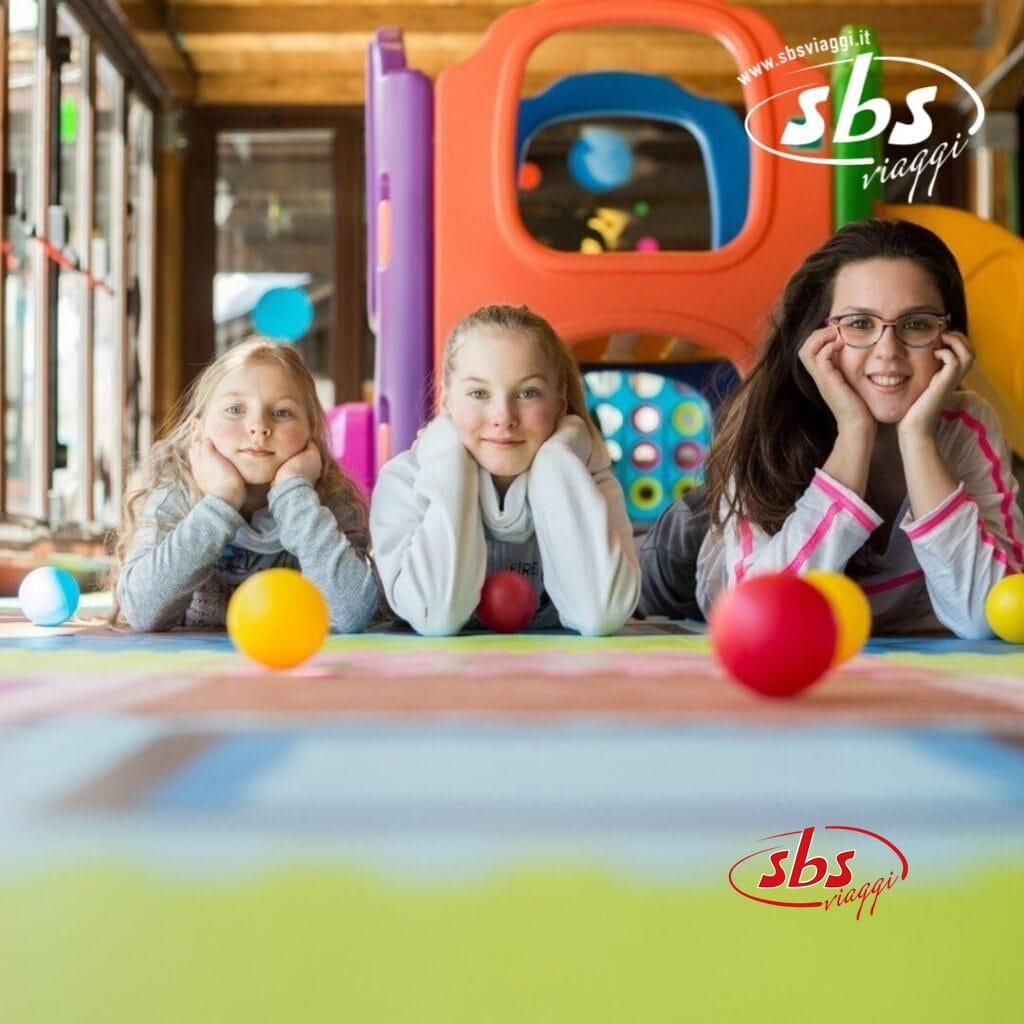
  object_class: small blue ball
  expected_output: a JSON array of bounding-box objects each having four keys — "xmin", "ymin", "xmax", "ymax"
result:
[
  {"xmin": 568, "ymin": 127, "xmax": 634, "ymax": 194},
  {"xmin": 251, "ymin": 286, "xmax": 314, "ymax": 342},
  {"xmin": 17, "ymin": 567, "xmax": 80, "ymax": 626}
]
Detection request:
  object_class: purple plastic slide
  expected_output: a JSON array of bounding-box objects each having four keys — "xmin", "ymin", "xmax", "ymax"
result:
[{"xmin": 366, "ymin": 28, "xmax": 434, "ymax": 467}]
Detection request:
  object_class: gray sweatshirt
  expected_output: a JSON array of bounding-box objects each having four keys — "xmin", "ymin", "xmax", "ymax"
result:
[{"xmin": 117, "ymin": 476, "xmax": 379, "ymax": 633}]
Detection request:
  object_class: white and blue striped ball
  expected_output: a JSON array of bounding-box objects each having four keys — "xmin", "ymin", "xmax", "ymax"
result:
[{"xmin": 17, "ymin": 567, "xmax": 80, "ymax": 626}]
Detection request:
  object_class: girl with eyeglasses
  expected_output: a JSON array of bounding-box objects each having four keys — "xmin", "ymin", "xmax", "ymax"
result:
[{"xmin": 688, "ymin": 218, "xmax": 1023, "ymax": 638}]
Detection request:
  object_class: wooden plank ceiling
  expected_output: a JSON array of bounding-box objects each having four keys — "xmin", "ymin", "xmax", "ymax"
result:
[{"xmin": 119, "ymin": 0, "xmax": 1024, "ymax": 109}]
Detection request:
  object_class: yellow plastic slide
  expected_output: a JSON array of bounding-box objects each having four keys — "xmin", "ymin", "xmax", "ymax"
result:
[{"xmin": 885, "ymin": 203, "xmax": 1024, "ymax": 456}]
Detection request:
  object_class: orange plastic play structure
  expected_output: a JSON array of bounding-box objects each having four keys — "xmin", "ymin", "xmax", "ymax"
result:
[{"xmin": 434, "ymin": 0, "xmax": 833, "ymax": 374}]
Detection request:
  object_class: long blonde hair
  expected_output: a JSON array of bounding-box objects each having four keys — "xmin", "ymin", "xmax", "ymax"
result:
[
  {"xmin": 109, "ymin": 339, "xmax": 369, "ymax": 620},
  {"xmin": 441, "ymin": 304, "xmax": 602, "ymax": 447}
]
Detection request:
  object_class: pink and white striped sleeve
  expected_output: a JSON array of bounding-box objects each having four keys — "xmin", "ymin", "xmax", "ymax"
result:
[
  {"xmin": 900, "ymin": 394, "xmax": 1024, "ymax": 638},
  {"xmin": 721, "ymin": 470, "xmax": 883, "ymax": 589}
]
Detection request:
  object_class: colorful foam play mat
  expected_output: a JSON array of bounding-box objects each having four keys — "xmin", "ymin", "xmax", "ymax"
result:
[{"xmin": 1, "ymin": 612, "xmax": 1022, "ymax": 1021}]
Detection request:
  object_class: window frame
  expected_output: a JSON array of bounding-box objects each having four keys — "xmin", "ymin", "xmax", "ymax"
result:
[
  {"xmin": 184, "ymin": 106, "xmax": 369, "ymax": 406},
  {"xmin": 1, "ymin": 0, "xmax": 163, "ymax": 536}
]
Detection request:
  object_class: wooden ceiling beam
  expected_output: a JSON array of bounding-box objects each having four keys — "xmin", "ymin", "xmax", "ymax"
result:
[
  {"xmin": 195, "ymin": 69, "xmax": 969, "ymax": 107},
  {"xmin": 978, "ymin": 0, "xmax": 1024, "ymax": 109},
  {"xmin": 173, "ymin": 4, "xmax": 516, "ymax": 32},
  {"xmin": 117, "ymin": 1, "xmax": 196, "ymax": 99},
  {"xmin": 175, "ymin": 0, "xmax": 535, "ymax": 8},
  {"xmin": 168, "ymin": 3, "xmax": 983, "ymax": 39},
  {"xmin": 181, "ymin": 29, "xmax": 977, "ymax": 67},
  {"xmin": 131, "ymin": 33, "xmax": 196, "ymax": 98},
  {"xmin": 171, "ymin": 0, "xmax": 981, "ymax": 8},
  {"xmin": 118, "ymin": 0, "xmax": 996, "ymax": 107},
  {"xmin": 198, "ymin": 71, "xmax": 364, "ymax": 104},
  {"xmin": 978, "ymin": 0, "xmax": 1024, "ymax": 75},
  {"xmin": 751, "ymin": 0, "xmax": 981, "ymax": 11},
  {"xmin": 120, "ymin": 0, "xmax": 165, "ymax": 32}
]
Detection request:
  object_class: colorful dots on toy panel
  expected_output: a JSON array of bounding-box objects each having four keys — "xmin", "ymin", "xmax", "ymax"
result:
[
  {"xmin": 585, "ymin": 368, "xmax": 715, "ymax": 526},
  {"xmin": 804, "ymin": 571, "xmax": 872, "ymax": 664},
  {"xmin": 709, "ymin": 574, "xmax": 837, "ymax": 697},
  {"xmin": 227, "ymin": 568, "xmax": 329, "ymax": 669},
  {"xmin": 629, "ymin": 477, "xmax": 664, "ymax": 514},
  {"xmin": 476, "ymin": 571, "xmax": 538, "ymax": 633},
  {"xmin": 18, "ymin": 566, "xmax": 80, "ymax": 626},
  {"xmin": 673, "ymin": 477, "xmax": 698, "ymax": 501},
  {"xmin": 985, "ymin": 574, "xmax": 1024, "ymax": 643}
]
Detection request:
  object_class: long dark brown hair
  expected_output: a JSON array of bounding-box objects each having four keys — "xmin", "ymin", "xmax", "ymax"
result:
[{"xmin": 704, "ymin": 218, "xmax": 968, "ymax": 535}]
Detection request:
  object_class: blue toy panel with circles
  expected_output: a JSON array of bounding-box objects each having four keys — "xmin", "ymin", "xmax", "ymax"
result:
[{"xmin": 584, "ymin": 363, "xmax": 734, "ymax": 525}]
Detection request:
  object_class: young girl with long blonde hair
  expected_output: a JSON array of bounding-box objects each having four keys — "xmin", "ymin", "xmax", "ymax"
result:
[
  {"xmin": 112, "ymin": 339, "xmax": 378, "ymax": 632},
  {"xmin": 370, "ymin": 304, "xmax": 640, "ymax": 635}
]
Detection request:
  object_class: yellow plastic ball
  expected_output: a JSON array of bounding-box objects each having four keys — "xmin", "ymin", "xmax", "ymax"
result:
[
  {"xmin": 985, "ymin": 574, "xmax": 1024, "ymax": 644},
  {"xmin": 804, "ymin": 570, "xmax": 872, "ymax": 665},
  {"xmin": 226, "ymin": 568, "xmax": 329, "ymax": 669}
]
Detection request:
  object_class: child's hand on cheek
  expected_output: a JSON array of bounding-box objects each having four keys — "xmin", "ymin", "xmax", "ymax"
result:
[
  {"xmin": 545, "ymin": 414, "xmax": 594, "ymax": 464},
  {"xmin": 189, "ymin": 437, "xmax": 247, "ymax": 510},
  {"xmin": 899, "ymin": 332, "xmax": 974, "ymax": 439},
  {"xmin": 274, "ymin": 439, "xmax": 322, "ymax": 485},
  {"xmin": 799, "ymin": 327, "xmax": 874, "ymax": 435}
]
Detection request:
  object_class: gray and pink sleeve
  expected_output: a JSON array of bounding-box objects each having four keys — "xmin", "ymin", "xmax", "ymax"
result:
[
  {"xmin": 697, "ymin": 470, "xmax": 882, "ymax": 616},
  {"xmin": 899, "ymin": 394, "xmax": 1024, "ymax": 638}
]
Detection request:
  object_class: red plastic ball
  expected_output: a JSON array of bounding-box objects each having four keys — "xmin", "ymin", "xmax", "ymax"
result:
[
  {"xmin": 709, "ymin": 573, "xmax": 838, "ymax": 697},
  {"xmin": 518, "ymin": 161, "xmax": 542, "ymax": 191},
  {"xmin": 476, "ymin": 571, "xmax": 538, "ymax": 633}
]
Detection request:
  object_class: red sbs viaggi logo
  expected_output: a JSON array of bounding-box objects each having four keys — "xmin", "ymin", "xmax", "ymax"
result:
[
  {"xmin": 729, "ymin": 826, "xmax": 909, "ymax": 920},
  {"xmin": 742, "ymin": 48, "xmax": 985, "ymax": 202}
]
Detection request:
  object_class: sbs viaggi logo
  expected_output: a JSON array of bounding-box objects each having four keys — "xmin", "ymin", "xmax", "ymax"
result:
[
  {"xmin": 742, "ymin": 37, "xmax": 986, "ymax": 203},
  {"xmin": 728, "ymin": 826, "xmax": 910, "ymax": 920}
]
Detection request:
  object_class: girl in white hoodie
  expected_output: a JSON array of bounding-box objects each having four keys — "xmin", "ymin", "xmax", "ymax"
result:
[{"xmin": 370, "ymin": 304, "xmax": 640, "ymax": 636}]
